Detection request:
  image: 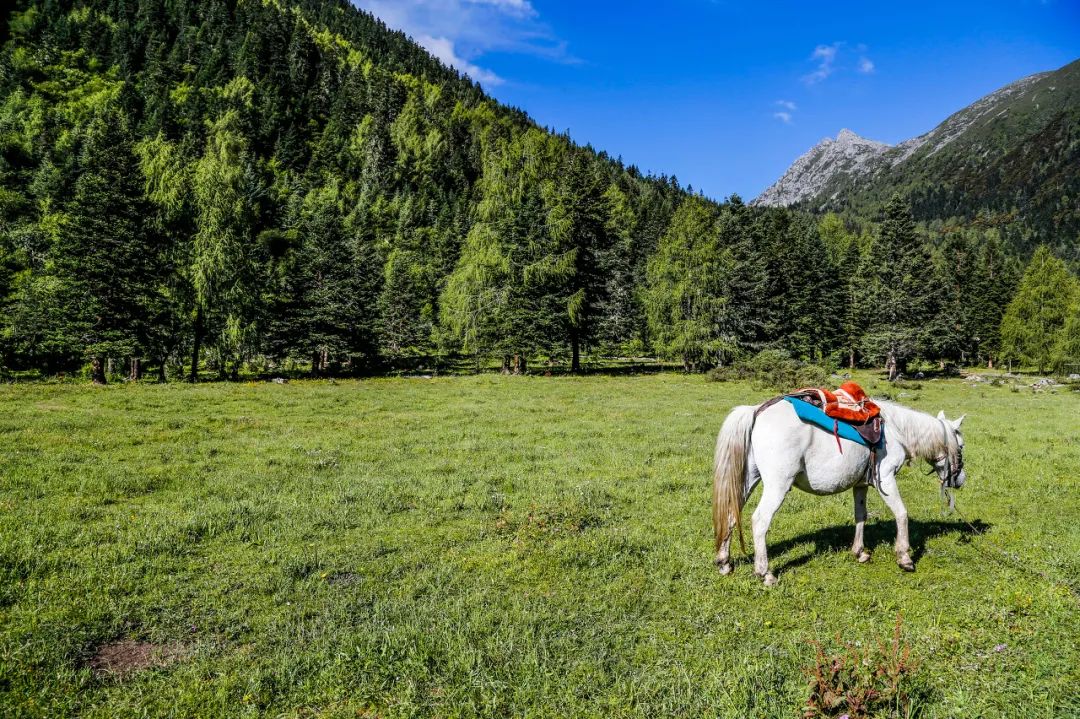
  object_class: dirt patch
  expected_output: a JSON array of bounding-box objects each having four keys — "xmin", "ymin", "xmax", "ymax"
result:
[
  {"xmin": 88, "ymin": 640, "xmax": 184, "ymax": 678},
  {"xmin": 327, "ymin": 571, "xmax": 361, "ymax": 587}
]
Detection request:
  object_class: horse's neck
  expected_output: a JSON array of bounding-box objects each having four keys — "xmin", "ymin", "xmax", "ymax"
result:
[{"xmin": 879, "ymin": 401, "xmax": 944, "ymax": 462}]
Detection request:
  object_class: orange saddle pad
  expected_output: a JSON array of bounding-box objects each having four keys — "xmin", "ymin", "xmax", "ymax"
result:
[{"xmin": 795, "ymin": 381, "xmax": 880, "ymax": 423}]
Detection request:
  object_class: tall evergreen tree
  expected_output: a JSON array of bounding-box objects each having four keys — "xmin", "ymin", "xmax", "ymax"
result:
[
  {"xmin": 191, "ymin": 99, "xmax": 260, "ymax": 380},
  {"xmin": 1051, "ymin": 293, "xmax": 1080, "ymax": 374},
  {"xmin": 645, "ymin": 196, "xmax": 734, "ymax": 370},
  {"xmin": 1000, "ymin": 245, "xmax": 1077, "ymax": 372},
  {"xmin": 968, "ymin": 230, "xmax": 1018, "ymax": 368},
  {"xmin": 50, "ymin": 110, "xmax": 159, "ymax": 383},
  {"xmin": 857, "ymin": 195, "xmax": 934, "ymax": 379},
  {"xmin": 542, "ymin": 150, "xmax": 609, "ymax": 371}
]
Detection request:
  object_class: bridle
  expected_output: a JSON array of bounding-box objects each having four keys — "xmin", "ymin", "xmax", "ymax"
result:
[{"xmin": 931, "ymin": 419, "xmax": 964, "ymax": 509}]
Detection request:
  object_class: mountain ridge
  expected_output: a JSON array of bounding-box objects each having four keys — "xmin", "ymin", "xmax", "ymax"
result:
[{"xmin": 753, "ymin": 60, "xmax": 1080, "ymax": 254}]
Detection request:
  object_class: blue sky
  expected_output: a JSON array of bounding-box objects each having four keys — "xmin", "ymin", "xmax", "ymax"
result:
[{"xmin": 353, "ymin": 1, "xmax": 1080, "ymax": 201}]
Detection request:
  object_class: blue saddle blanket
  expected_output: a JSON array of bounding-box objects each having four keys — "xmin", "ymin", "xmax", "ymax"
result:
[{"xmin": 782, "ymin": 396, "xmax": 883, "ymax": 448}]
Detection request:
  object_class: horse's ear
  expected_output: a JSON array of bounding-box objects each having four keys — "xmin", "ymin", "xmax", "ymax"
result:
[
  {"xmin": 937, "ymin": 410, "xmax": 946, "ymax": 420},
  {"xmin": 952, "ymin": 414, "xmax": 966, "ymax": 429}
]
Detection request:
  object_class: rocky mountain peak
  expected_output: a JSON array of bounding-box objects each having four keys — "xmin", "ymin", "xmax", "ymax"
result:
[{"xmin": 751, "ymin": 129, "xmax": 890, "ymax": 207}]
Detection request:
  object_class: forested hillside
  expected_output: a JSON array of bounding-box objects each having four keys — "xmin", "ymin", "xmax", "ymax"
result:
[
  {"xmin": 0, "ymin": 1, "xmax": 1076, "ymax": 381},
  {"xmin": 756, "ymin": 59, "xmax": 1080, "ymax": 260}
]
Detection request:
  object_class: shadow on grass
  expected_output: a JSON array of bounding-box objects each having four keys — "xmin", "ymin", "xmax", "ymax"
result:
[{"xmin": 767, "ymin": 517, "xmax": 990, "ymax": 575}]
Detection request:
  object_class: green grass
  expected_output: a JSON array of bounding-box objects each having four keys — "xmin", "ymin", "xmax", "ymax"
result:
[{"xmin": 1, "ymin": 373, "xmax": 1077, "ymax": 718}]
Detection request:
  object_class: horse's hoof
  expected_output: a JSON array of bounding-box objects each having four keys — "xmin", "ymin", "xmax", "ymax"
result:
[
  {"xmin": 857, "ymin": 550, "xmax": 871, "ymax": 564},
  {"xmin": 762, "ymin": 573, "xmax": 778, "ymax": 586},
  {"xmin": 717, "ymin": 561, "xmax": 733, "ymax": 575},
  {"xmin": 897, "ymin": 557, "xmax": 915, "ymax": 572}
]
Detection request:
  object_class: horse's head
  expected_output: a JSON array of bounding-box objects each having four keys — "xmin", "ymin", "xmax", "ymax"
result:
[{"xmin": 933, "ymin": 411, "xmax": 966, "ymax": 488}]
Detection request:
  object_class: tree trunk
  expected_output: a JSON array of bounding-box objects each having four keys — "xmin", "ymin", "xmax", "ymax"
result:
[
  {"xmin": 512, "ymin": 354, "xmax": 526, "ymax": 375},
  {"xmin": 190, "ymin": 307, "xmax": 204, "ymax": 383},
  {"xmin": 885, "ymin": 351, "xmax": 898, "ymax": 381},
  {"xmin": 570, "ymin": 332, "xmax": 581, "ymax": 373},
  {"xmin": 987, "ymin": 357, "xmax": 993, "ymax": 370},
  {"xmin": 311, "ymin": 349, "xmax": 322, "ymax": 377},
  {"xmin": 848, "ymin": 348, "xmax": 855, "ymax": 370},
  {"xmin": 501, "ymin": 355, "xmax": 511, "ymax": 375},
  {"xmin": 129, "ymin": 357, "xmax": 141, "ymax": 382},
  {"xmin": 157, "ymin": 358, "xmax": 168, "ymax": 383},
  {"xmin": 91, "ymin": 356, "xmax": 107, "ymax": 385}
]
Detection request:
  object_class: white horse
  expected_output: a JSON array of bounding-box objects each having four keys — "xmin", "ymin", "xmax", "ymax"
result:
[{"xmin": 712, "ymin": 398, "xmax": 966, "ymax": 585}]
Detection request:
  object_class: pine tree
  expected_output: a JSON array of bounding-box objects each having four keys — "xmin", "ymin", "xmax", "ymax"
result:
[
  {"xmin": 968, "ymin": 230, "xmax": 1018, "ymax": 368},
  {"xmin": 1051, "ymin": 293, "xmax": 1080, "ymax": 375},
  {"xmin": 542, "ymin": 150, "xmax": 609, "ymax": 371},
  {"xmin": 1000, "ymin": 246, "xmax": 1077, "ymax": 372},
  {"xmin": 51, "ymin": 110, "xmax": 158, "ymax": 383},
  {"xmin": 596, "ymin": 182, "xmax": 639, "ymax": 352},
  {"xmin": 645, "ymin": 196, "xmax": 734, "ymax": 370},
  {"xmin": 857, "ymin": 195, "xmax": 934, "ymax": 379},
  {"xmin": 191, "ymin": 104, "xmax": 260, "ymax": 380},
  {"xmin": 720, "ymin": 198, "xmax": 769, "ymax": 357},
  {"xmin": 926, "ymin": 231, "xmax": 976, "ymax": 365}
]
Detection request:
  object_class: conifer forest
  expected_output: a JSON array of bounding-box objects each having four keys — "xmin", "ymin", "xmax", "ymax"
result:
[{"xmin": 1, "ymin": 1, "xmax": 1077, "ymax": 382}]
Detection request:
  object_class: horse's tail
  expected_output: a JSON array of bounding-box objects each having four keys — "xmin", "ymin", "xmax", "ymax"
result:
[{"xmin": 713, "ymin": 405, "xmax": 756, "ymax": 554}]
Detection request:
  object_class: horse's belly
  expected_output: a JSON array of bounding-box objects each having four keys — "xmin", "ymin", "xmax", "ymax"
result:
[{"xmin": 796, "ymin": 444, "xmax": 870, "ymax": 495}]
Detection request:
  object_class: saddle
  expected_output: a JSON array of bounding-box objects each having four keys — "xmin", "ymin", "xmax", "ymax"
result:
[
  {"xmin": 792, "ymin": 381, "xmax": 879, "ymax": 424},
  {"xmin": 754, "ymin": 381, "xmax": 885, "ymax": 486}
]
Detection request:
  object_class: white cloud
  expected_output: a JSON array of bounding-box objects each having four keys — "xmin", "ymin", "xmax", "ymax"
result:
[
  {"xmin": 802, "ymin": 42, "xmax": 876, "ymax": 84},
  {"xmin": 418, "ymin": 34, "xmax": 504, "ymax": 85},
  {"xmin": 803, "ymin": 43, "xmax": 839, "ymax": 84},
  {"xmin": 775, "ymin": 99, "xmax": 797, "ymax": 111},
  {"xmin": 466, "ymin": 0, "xmax": 536, "ymax": 17},
  {"xmin": 773, "ymin": 111, "xmax": 793, "ymax": 124},
  {"xmin": 353, "ymin": 0, "xmax": 570, "ymax": 88}
]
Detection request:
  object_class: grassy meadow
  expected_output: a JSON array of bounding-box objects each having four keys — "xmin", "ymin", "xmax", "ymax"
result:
[{"xmin": 0, "ymin": 372, "xmax": 1078, "ymax": 718}]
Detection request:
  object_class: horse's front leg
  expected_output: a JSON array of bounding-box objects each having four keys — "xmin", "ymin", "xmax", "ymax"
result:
[
  {"xmin": 751, "ymin": 481, "xmax": 789, "ymax": 586},
  {"xmin": 876, "ymin": 473, "xmax": 914, "ymax": 571},
  {"xmin": 851, "ymin": 485, "xmax": 871, "ymax": 563}
]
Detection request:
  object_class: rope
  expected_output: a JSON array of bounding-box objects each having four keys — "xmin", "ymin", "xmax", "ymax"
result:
[{"xmin": 938, "ymin": 483, "xmax": 1079, "ymax": 601}]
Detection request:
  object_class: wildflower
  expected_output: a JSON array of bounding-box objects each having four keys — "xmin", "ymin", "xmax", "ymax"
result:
[{"xmin": 994, "ymin": 644, "xmax": 1007, "ymax": 652}]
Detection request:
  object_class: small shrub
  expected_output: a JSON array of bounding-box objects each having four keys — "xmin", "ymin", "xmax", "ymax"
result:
[
  {"xmin": 803, "ymin": 614, "xmax": 924, "ymax": 719},
  {"xmin": 707, "ymin": 350, "xmax": 829, "ymax": 392},
  {"xmin": 705, "ymin": 366, "xmax": 734, "ymax": 382}
]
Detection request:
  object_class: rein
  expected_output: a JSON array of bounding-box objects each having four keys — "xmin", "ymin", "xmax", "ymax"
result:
[
  {"xmin": 926, "ymin": 474, "xmax": 1080, "ymax": 602},
  {"xmin": 925, "ymin": 419, "xmax": 961, "ymax": 511},
  {"xmin": 935, "ymin": 418, "xmax": 963, "ymax": 492},
  {"xmin": 924, "ymin": 420, "xmax": 1078, "ymax": 601}
]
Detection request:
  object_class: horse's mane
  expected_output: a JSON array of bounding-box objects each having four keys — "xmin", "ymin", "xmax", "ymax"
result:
[{"xmin": 875, "ymin": 400, "xmax": 948, "ymax": 462}]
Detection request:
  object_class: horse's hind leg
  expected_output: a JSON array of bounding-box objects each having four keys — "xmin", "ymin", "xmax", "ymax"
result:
[
  {"xmin": 715, "ymin": 455, "xmax": 760, "ymax": 575},
  {"xmin": 715, "ymin": 516, "xmax": 736, "ymax": 575},
  {"xmin": 751, "ymin": 479, "xmax": 790, "ymax": 586},
  {"xmin": 851, "ymin": 485, "xmax": 871, "ymax": 563}
]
